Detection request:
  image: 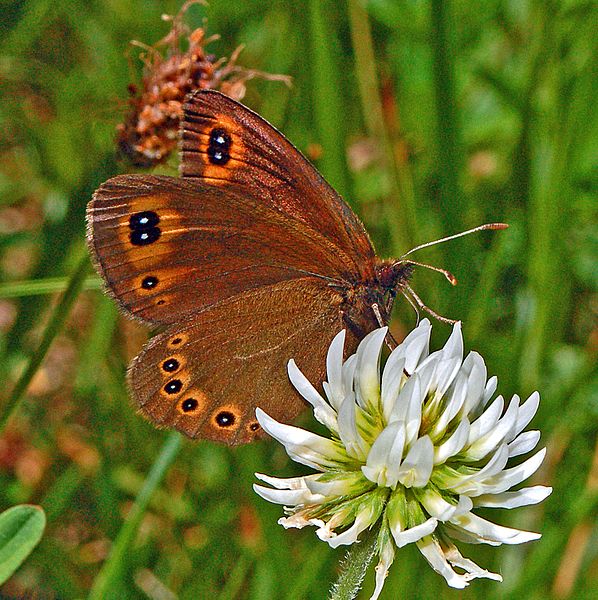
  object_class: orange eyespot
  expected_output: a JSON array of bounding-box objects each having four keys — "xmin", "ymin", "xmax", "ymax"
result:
[{"xmin": 168, "ymin": 333, "xmax": 189, "ymax": 348}]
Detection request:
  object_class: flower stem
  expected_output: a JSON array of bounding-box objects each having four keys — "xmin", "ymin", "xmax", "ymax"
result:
[{"xmin": 329, "ymin": 524, "xmax": 380, "ymax": 600}]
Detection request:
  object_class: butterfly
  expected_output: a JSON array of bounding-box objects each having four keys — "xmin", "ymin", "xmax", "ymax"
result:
[{"xmin": 87, "ymin": 90, "xmax": 505, "ymax": 445}]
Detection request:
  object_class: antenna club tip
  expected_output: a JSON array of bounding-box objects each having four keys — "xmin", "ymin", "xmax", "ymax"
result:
[
  {"xmin": 449, "ymin": 275, "xmax": 458, "ymax": 286},
  {"xmin": 487, "ymin": 222, "xmax": 509, "ymax": 230}
]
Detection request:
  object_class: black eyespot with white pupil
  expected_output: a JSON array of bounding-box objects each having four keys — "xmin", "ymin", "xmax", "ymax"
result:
[
  {"xmin": 162, "ymin": 358, "xmax": 179, "ymax": 373},
  {"xmin": 129, "ymin": 211, "xmax": 159, "ymax": 229},
  {"xmin": 182, "ymin": 398, "xmax": 198, "ymax": 413},
  {"xmin": 142, "ymin": 276, "xmax": 158, "ymax": 289},
  {"xmin": 215, "ymin": 411, "xmax": 235, "ymax": 428},
  {"xmin": 129, "ymin": 211, "xmax": 161, "ymax": 246},
  {"xmin": 164, "ymin": 380, "xmax": 182, "ymax": 394},
  {"xmin": 207, "ymin": 128, "xmax": 232, "ymax": 165}
]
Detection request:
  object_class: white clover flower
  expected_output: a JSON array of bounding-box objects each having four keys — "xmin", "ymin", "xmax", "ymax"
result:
[{"xmin": 254, "ymin": 320, "xmax": 552, "ymax": 598}]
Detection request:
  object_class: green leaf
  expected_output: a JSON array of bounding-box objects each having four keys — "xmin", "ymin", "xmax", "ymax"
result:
[{"xmin": 0, "ymin": 505, "xmax": 46, "ymax": 585}]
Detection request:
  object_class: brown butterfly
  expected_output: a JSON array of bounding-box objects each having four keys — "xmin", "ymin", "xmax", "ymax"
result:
[{"xmin": 87, "ymin": 90, "xmax": 505, "ymax": 445}]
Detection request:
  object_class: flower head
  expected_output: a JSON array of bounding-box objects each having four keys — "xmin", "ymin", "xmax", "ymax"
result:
[{"xmin": 254, "ymin": 320, "xmax": 551, "ymax": 598}]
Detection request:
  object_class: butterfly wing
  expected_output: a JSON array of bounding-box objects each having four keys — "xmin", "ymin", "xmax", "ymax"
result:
[
  {"xmin": 129, "ymin": 278, "xmax": 359, "ymax": 444},
  {"xmin": 181, "ymin": 90, "xmax": 376, "ymax": 279},
  {"xmin": 87, "ymin": 92, "xmax": 385, "ymax": 445},
  {"xmin": 87, "ymin": 174, "xmax": 360, "ymax": 325}
]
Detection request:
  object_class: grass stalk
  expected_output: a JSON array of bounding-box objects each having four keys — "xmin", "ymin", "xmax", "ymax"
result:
[
  {"xmin": 0, "ymin": 253, "xmax": 90, "ymax": 433},
  {"xmin": 0, "ymin": 275, "xmax": 101, "ymax": 299},
  {"xmin": 308, "ymin": 0, "xmax": 350, "ymax": 198},
  {"xmin": 88, "ymin": 431, "xmax": 183, "ymax": 600},
  {"xmin": 429, "ymin": 0, "xmax": 466, "ymax": 228},
  {"xmin": 347, "ymin": 0, "xmax": 416, "ymax": 253}
]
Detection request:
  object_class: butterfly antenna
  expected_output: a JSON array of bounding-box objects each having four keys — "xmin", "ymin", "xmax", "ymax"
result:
[
  {"xmin": 400, "ymin": 259, "xmax": 458, "ymax": 286},
  {"xmin": 400, "ymin": 223, "xmax": 508, "ymax": 259},
  {"xmin": 403, "ymin": 284, "xmax": 457, "ymax": 325}
]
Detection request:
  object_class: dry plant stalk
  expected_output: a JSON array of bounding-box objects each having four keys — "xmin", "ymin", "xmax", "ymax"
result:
[{"xmin": 117, "ymin": 0, "xmax": 290, "ymax": 167}]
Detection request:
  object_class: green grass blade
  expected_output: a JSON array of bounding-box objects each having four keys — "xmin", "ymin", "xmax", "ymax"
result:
[
  {"xmin": 0, "ymin": 505, "xmax": 46, "ymax": 585},
  {"xmin": 429, "ymin": 0, "xmax": 466, "ymax": 227},
  {"xmin": 0, "ymin": 275, "xmax": 101, "ymax": 299},
  {"xmin": 347, "ymin": 0, "xmax": 415, "ymax": 253},
  {"xmin": 0, "ymin": 253, "xmax": 90, "ymax": 433},
  {"xmin": 217, "ymin": 554, "xmax": 252, "ymax": 600},
  {"xmin": 308, "ymin": 0, "xmax": 350, "ymax": 198},
  {"xmin": 87, "ymin": 431, "xmax": 183, "ymax": 600}
]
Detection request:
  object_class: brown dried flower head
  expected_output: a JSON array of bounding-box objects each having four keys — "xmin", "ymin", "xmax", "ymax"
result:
[{"xmin": 117, "ymin": 0, "xmax": 290, "ymax": 167}]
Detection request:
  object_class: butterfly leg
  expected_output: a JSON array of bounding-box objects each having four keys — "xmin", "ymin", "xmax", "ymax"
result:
[{"xmin": 371, "ymin": 303, "xmax": 398, "ymax": 351}]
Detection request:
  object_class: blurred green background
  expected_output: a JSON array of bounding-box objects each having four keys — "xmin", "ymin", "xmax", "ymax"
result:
[{"xmin": 0, "ymin": 0, "xmax": 596, "ymax": 598}]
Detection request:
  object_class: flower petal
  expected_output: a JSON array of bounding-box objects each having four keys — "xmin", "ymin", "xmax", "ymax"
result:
[
  {"xmin": 474, "ymin": 485, "xmax": 553, "ymax": 509},
  {"xmin": 354, "ymin": 328, "xmax": 387, "ymax": 412},
  {"xmin": 459, "ymin": 352, "xmax": 488, "ymax": 416},
  {"xmin": 337, "ymin": 392, "xmax": 370, "ymax": 461},
  {"xmin": 416, "ymin": 536, "xmax": 469, "ymax": 589},
  {"xmin": 467, "ymin": 395, "xmax": 504, "ymax": 446},
  {"xmin": 508, "ymin": 430, "xmax": 541, "ymax": 457},
  {"xmin": 306, "ymin": 471, "xmax": 372, "ymax": 497},
  {"xmin": 392, "ymin": 517, "xmax": 438, "ymax": 548},
  {"xmin": 388, "ymin": 318, "xmax": 432, "ymax": 375},
  {"xmin": 371, "ymin": 524, "xmax": 395, "ymax": 600},
  {"xmin": 416, "ymin": 487, "xmax": 460, "ymax": 521},
  {"xmin": 509, "ymin": 391, "xmax": 540, "ymax": 441},
  {"xmin": 442, "ymin": 321, "xmax": 463, "ymax": 360},
  {"xmin": 324, "ymin": 329, "xmax": 346, "ymax": 409},
  {"xmin": 288, "ymin": 359, "xmax": 337, "ymax": 432},
  {"xmin": 473, "ymin": 447, "xmax": 547, "ymax": 495},
  {"xmin": 443, "ymin": 542, "xmax": 502, "ymax": 582},
  {"xmin": 278, "ymin": 515, "xmax": 325, "ymax": 530},
  {"xmin": 466, "ymin": 395, "xmax": 520, "ymax": 460},
  {"xmin": 252, "ymin": 483, "xmax": 323, "ymax": 505},
  {"xmin": 362, "ymin": 420, "xmax": 406, "ymax": 488},
  {"xmin": 254, "ymin": 472, "xmax": 317, "ymax": 490},
  {"xmin": 380, "ymin": 358, "xmax": 406, "ymax": 422},
  {"xmin": 397, "ymin": 435, "xmax": 434, "ymax": 488},
  {"xmin": 256, "ymin": 408, "xmax": 349, "ymax": 470},
  {"xmin": 449, "ymin": 512, "xmax": 541, "ymax": 544},
  {"xmin": 434, "ymin": 418, "xmax": 470, "ymax": 465}
]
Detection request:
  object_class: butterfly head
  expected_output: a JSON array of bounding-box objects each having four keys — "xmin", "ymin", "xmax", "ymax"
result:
[{"xmin": 376, "ymin": 260, "xmax": 414, "ymax": 293}]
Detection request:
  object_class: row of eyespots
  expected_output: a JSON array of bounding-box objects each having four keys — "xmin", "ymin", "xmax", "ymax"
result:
[
  {"xmin": 161, "ymin": 377, "xmax": 237, "ymax": 429},
  {"xmin": 157, "ymin": 334, "xmax": 255, "ymax": 431}
]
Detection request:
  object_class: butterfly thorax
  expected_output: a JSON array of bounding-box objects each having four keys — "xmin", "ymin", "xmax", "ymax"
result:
[{"xmin": 339, "ymin": 261, "xmax": 413, "ymax": 338}]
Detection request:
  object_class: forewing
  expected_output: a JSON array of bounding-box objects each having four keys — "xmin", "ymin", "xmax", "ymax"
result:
[
  {"xmin": 87, "ymin": 174, "xmax": 358, "ymax": 325},
  {"xmin": 181, "ymin": 90, "xmax": 376, "ymax": 280}
]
